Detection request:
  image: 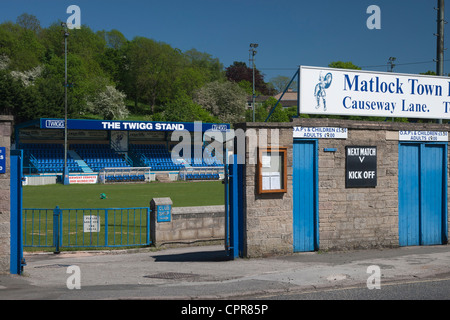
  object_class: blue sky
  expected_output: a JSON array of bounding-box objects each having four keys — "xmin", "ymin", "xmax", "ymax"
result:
[{"xmin": 0, "ymin": 0, "xmax": 448, "ymax": 82}]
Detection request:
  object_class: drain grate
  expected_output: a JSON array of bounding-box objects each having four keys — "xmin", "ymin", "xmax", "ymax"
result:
[{"xmin": 143, "ymin": 272, "xmax": 198, "ymax": 280}]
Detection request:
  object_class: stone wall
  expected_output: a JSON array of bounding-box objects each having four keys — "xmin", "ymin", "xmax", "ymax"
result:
[
  {"xmin": 150, "ymin": 205, "xmax": 225, "ymax": 246},
  {"xmin": 0, "ymin": 115, "xmax": 13, "ymax": 273},
  {"xmin": 236, "ymin": 118, "xmax": 450, "ymax": 257},
  {"xmin": 234, "ymin": 122, "xmax": 295, "ymax": 257}
]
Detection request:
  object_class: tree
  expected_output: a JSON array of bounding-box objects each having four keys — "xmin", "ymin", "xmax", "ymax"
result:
[
  {"xmin": 123, "ymin": 37, "xmax": 186, "ymax": 110},
  {"xmin": 184, "ymin": 49, "xmax": 224, "ymax": 83},
  {"xmin": 16, "ymin": 13, "xmax": 41, "ymax": 34},
  {"xmin": 193, "ymin": 81, "xmax": 247, "ymax": 123},
  {"xmin": 328, "ymin": 61, "xmax": 361, "ymax": 70},
  {"xmin": 0, "ymin": 21, "xmax": 45, "ymax": 71},
  {"xmin": 97, "ymin": 29, "xmax": 127, "ymax": 50},
  {"xmin": 245, "ymin": 104, "xmax": 268, "ymax": 122},
  {"xmin": 263, "ymin": 97, "xmax": 289, "ymax": 122},
  {"xmin": 226, "ymin": 61, "xmax": 271, "ymax": 95},
  {"xmin": 86, "ymin": 85, "xmax": 129, "ymax": 120},
  {"xmin": 155, "ymin": 92, "xmax": 219, "ymax": 123},
  {"xmin": 270, "ymin": 75, "xmax": 297, "ymax": 94},
  {"xmin": 420, "ymin": 71, "xmax": 437, "ymax": 76}
]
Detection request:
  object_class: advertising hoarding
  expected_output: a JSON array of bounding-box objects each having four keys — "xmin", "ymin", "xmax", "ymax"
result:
[{"xmin": 300, "ymin": 66, "xmax": 450, "ymax": 119}]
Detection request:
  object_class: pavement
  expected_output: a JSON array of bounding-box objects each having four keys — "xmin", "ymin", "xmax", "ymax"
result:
[{"xmin": 1, "ymin": 244, "xmax": 450, "ymax": 300}]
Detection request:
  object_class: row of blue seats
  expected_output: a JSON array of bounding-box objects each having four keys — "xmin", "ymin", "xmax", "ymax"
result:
[
  {"xmin": 104, "ymin": 175, "xmax": 145, "ymax": 183},
  {"xmin": 180, "ymin": 173, "xmax": 220, "ymax": 180},
  {"xmin": 35, "ymin": 164, "xmax": 83, "ymax": 173},
  {"xmin": 91, "ymin": 163, "xmax": 129, "ymax": 171}
]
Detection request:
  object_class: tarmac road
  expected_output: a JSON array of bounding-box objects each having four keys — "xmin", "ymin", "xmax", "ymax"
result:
[{"xmin": 1, "ymin": 244, "xmax": 450, "ymax": 301}]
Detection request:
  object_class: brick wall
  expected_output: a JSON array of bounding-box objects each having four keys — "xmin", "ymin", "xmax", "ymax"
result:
[
  {"xmin": 0, "ymin": 116, "xmax": 13, "ymax": 273},
  {"xmin": 236, "ymin": 118, "xmax": 450, "ymax": 257}
]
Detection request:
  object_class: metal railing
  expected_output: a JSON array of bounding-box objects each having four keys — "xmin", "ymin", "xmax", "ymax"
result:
[{"xmin": 23, "ymin": 206, "xmax": 151, "ymax": 251}]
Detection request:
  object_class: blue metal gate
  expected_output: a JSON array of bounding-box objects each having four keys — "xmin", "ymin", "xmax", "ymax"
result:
[
  {"xmin": 23, "ymin": 207, "xmax": 151, "ymax": 250},
  {"xmin": 399, "ymin": 142, "xmax": 448, "ymax": 246},
  {"xmin": 293, "ymin": 139, "xmax": 319, "ymax": 252},
  {"xmin": 10, "ymin": 150, "xmax": 25, "ymax": 274},
  {"xmin": 224, "ymin": 154, "xmax": 244, "ymax": 259}
]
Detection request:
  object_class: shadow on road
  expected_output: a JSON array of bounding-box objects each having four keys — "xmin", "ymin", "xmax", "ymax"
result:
[{"xmin": 152, "ymin": 249, "xmax": 231, "ymax": 262}]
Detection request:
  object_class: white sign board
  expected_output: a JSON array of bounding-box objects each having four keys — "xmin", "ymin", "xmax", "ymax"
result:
[
  {"xmin": 69, "ymin": 175, "xmax": 98, "ymax": 184},
  {"xmin": 84, "ymin": 215, "xmax": 100, "ymax": 232},
  {"xmin": 399, "ymin": 130, "xmax": 448, "ymax": 142},
  {"xmin": 293, "ymin": 127, "xmax": 348, "ymax": 139},
  {"xmin": 299, "ymin": 65, "xmax": 450, "ymax": 119},
  {"xmin": 261, "ymin": 172, "xmax": 281, "ymax": 191}
]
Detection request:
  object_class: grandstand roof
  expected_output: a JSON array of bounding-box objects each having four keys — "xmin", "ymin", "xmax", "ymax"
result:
[
  {"xmin": 17, "ymin": 118, "xmax": 230, "ymax": 132},
  {"xmin": 41, "ymin": 118, "xmax": 230, "ymax": 132}
]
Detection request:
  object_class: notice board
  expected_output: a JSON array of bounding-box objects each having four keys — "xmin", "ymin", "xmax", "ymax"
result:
[{"xmin": 345, "ymin": 146, "xmax": 377, "ymax": 188}]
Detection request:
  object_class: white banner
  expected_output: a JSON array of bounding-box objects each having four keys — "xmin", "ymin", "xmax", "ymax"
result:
[
  {"xmin": 69, "ymin": 175, "xmax": 98, "ymax": 184},
  {"xmin": 399, "ymin": 130, "xmax": 448, "ymax": 142},
  {"xmin": 293, "ymin": 127, "xmax": 347, "ymax": 139},
  {"xmin": 299, "ymin": 66, "xmax": 450, "ymax": 119}
]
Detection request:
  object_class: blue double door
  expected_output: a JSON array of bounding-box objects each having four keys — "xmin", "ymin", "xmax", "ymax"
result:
[
  {"xmin": 293, "ymin": 140, "xmax": 318, "ymax": 252},
  {"xmin": 399, "ymin": 142, "xmax": 448, "ymax": 246}
]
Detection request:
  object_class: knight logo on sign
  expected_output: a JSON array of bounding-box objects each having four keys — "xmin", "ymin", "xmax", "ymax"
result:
[{"xmin": 300, "ymin": 65, "xmax": 450, "ymax": 119}]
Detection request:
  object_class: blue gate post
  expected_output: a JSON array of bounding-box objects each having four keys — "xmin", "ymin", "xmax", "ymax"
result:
[
  {"xmin": 224, "ymin": 152, "xmax": 230, "ymax": 254},
  {"xmin": 105, "ymin": 209, "xmax": 109, "ymax": 247},
  {"xmin": 53, "ymin": 206, "xmax": 62, "ymax": 254},
  {"xmin": 146, "ymin": 207, "xmax": 151, "ymax": 245},
  {"xmin": 228, "ymin": 154, "xmax": 244, "ymax": 259},
  {"xmin": 10, "ymin": 149, "xmax": 25, "ymax": 274}
]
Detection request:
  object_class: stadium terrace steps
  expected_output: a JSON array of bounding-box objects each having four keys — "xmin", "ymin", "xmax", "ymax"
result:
[
  {"xmin": 155, "ymin": 174, "xmax": 171, "ymax": 182},
  {"xmin": 67, "ymin": 150, "xmax": 93, "ymax": 173}
]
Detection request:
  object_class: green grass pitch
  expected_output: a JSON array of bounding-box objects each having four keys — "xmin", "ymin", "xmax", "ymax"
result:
[{"xmin": 23, "ymin": 181, "xmax": 225, "ymax": 209}]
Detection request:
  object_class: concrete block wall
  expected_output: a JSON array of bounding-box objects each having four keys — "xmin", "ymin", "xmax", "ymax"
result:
[
  {"xmin": 0, "ymin": 116, "xmax": 13, "ymax": 274},
  {"xmin": 151, "ymin": 205, "xmax": 225, "ymax": 246}
]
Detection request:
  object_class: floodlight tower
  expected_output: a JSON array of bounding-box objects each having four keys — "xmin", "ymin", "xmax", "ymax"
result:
[
  {"xmin": 62, "ymin": 22, "xmax": 70, "ymax": 185},
  {"xmin": 387, "ymin": 57, "xmax": 396, "ymax": 72},
  {"xmin": 249, "ymin": 43, "xmax": 258, "ymax": 122}
]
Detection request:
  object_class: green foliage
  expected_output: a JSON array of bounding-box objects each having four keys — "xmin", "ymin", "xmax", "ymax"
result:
[
  {"xmin": 328, "ymin": 61, "xmax": 361, "ymax": 70},
  {"xmin": 0, "ymin": 15, "xmax": 234, "ymax": 124},
  {"xmin": 226, "ymin": 61, "xmax": 272, "ymax": 95},
  {"xmin": 153, "ymin": 92, "xmax": 219, "ymax": 123},
  {"xmin": 193, "ymin": 81, "xmax": 247, "ymax": 123}
]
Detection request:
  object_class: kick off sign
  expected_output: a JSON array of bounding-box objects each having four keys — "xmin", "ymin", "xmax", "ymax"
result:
[{"xmin": 299, "ymin": 66, "xmax": 450, "ymax": 119}]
